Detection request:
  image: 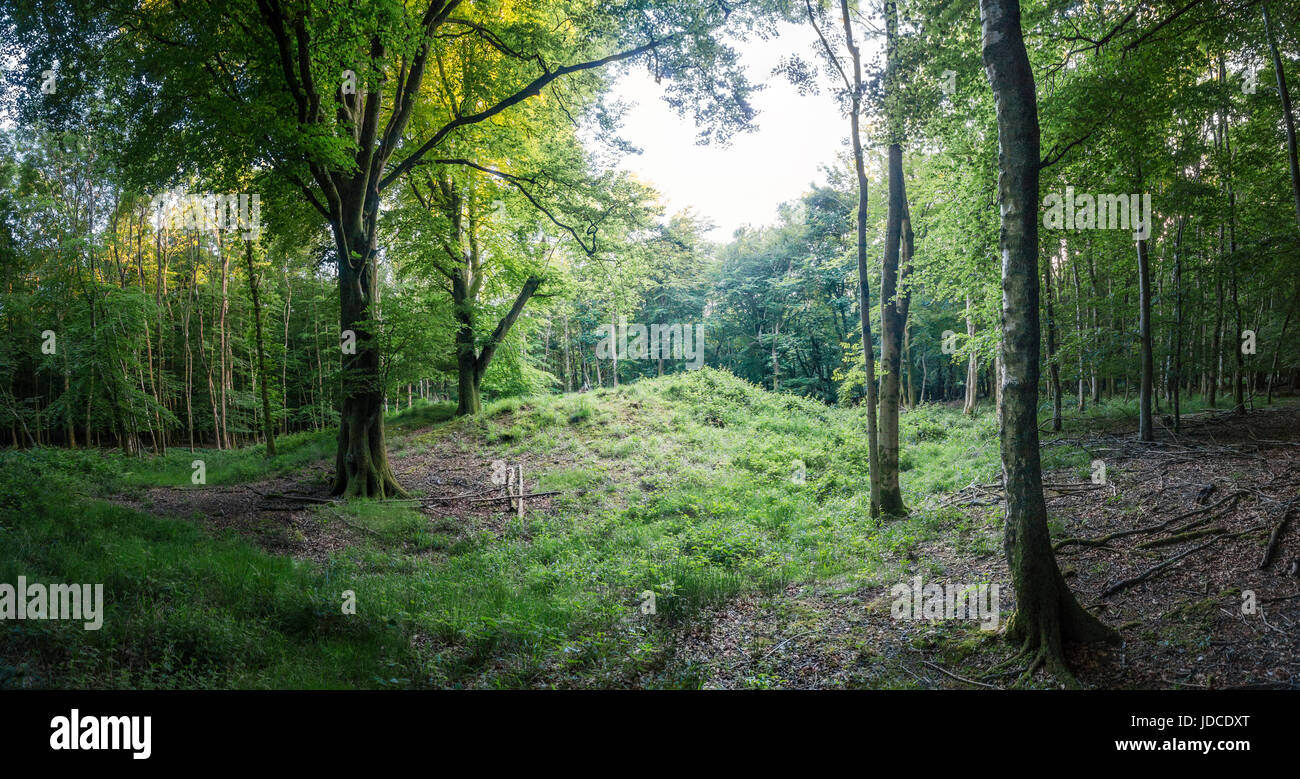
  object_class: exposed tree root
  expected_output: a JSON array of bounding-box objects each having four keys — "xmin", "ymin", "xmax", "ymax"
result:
[{"xmin": 1053, "ymin": 491, "xmax": 1243, "ymax": 552}]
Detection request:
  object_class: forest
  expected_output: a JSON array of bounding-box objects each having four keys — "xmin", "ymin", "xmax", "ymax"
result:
[{"xmin": 0, "ymin": 0, "xmax": 1298, "ymax": 697}]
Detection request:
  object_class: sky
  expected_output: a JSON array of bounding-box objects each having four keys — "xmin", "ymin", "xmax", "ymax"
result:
[{"xmin": 601, "ymin": 21, "xmax": 858, "ymax": 242}]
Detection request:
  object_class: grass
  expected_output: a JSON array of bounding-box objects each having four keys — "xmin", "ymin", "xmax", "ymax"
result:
[
  {"xmin": 0, "ymin": 453, "xmax": 417, "ymax": 688},
  {"xmin": 111, "ymin": 428, "xmax": 338, "ymax": 490},
  {"xmin": 2, "ymin": 368, "xmax": 1118, "ymax": 689}
]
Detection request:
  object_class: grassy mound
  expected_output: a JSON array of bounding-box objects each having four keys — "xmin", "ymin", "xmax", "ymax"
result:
[{"xmin": 0, "ymin": 369, "xmax": 1093, "ymax": 688}]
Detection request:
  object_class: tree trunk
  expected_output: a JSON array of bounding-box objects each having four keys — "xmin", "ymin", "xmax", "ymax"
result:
[
  {"xmin": 563, "ymin": 315, "xmax": 572, "ymax": 393},
  {"xmin": 1071, "ymin": 258, "xmax": 1086, "ymax": 411},
  {"xmin": 1209, "ymin": 272, "xmax": 1223, "ymax": 408},
  {"xmin": 877, "ymin": 0, "xmax": 910, "ymax": 518},
  {"xmin": 838, "ymin": 0, "xmax": 882, "ymax": 517},
  {"xmin": 1264, "ymin": 3, "xmax": 1300, "ymax": 231},
  {"xmin": 994, "ymin": 345, "xmax": 1003, "ymax": 418},
  {"xmin": 903, "ymin": 318, "xmax": 914, "ymax": 408},
  {"xmin": 772, "ymin": 320, "xmax": 781, "ymax": 391},
  {"xmin": 453, "ymin": 271, "xmax": 482, "ymax": 416},
  {"xmin": 979, "ymin": 0, "xmax": 1117, "ymax": 685},
  {"xmin": 963, "ymin": 294, "xmax": 978, "ymax": 415},
  {"xmin": 610, "ymin": 310, "xmax": 619, "ymax": 388},
  {"xmin": 218, "ymin": 236, "xmax": 231, "ymax": 449},
  {"xmin": 878, "ymin": 144, "xmax": 911, "ymax": 517},
  {"xmin": 1136, "ymin": 207, "xmax": 1155, "ymax": 441},
  {"xmin": 330, "ymin": 181, "xmax": 405, "ymax": 498},
  {"xmin": 1172, "ymin": 218, "xmax": 1185, "ymax": 433},
  {"xmin": 1231, "ymin": 267, "xmax": 1246, "ymax": 414},
  {"xmin": 245, "ymin": 239, "xmax": 277, "ymax": 456},
  {"xmin": 1044, "ymin": 246, "xmax": 1062, "ymax": 432},
  {"xmin": 453, "ymin": 275, "xmax": 543, "ymax": 416}
]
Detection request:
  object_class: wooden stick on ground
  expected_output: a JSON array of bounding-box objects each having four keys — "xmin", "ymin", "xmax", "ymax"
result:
[
  {"xmin": 517, "ymin": 464, "xmax": 525, "ymax": 520},
  {"xmin": 1259, "ymin": 496, "xmax": 1299, "ymax": 569},
  {"xmin": 468, "ymin": 491, "xmax": 561, "ymax": 504}
]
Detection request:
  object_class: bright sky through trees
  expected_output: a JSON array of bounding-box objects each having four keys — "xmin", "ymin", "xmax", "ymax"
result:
[{"xmin": 605, "ymin": 21, "xmax": 869, "ymax": 240}]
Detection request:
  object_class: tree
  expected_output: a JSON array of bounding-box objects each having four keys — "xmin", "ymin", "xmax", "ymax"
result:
[
  {"xmin": 876, "ymin": 0, "xmax": 913, "ymax": 517},
  {"xmin": 14, "ymin": 0, "xmax": 755, "ymax": 496},
  {"xmin": 792, "ymin": 0, "xmax": 883, "ymax": 516},
  {"xmin": 978, "ymin": 0, "xmax": 1117, "ymax": 685},
  {"xmin": 244, "ymin": 238, "xmax": 277, "ymax": 455}
]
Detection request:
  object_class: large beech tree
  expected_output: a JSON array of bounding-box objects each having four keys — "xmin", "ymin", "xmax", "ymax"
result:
[{"xmin": 17, "ymin": 0, "xmax": 755, "ymax": 496}]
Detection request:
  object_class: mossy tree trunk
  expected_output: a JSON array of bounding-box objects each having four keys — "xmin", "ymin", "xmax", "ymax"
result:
[{"xmin": 979, "ymin": 0, "xmax": 1118, "ymax": 685}]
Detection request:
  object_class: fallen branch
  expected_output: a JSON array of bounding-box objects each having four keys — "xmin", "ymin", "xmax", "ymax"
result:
[
  {"xmin": 468, "ymin": 490, "xmax": 561, "ymax": 504},
  {"xmin": 259, "ymin": 491, "xmax": 337, "ymax": 505},
  {"xmin": 422, "ymin": 490, "xmax": 491, "ymax": 503},
  {"xmin": 1259, "ymin": 496, "xmax": 1299, "ymax": 569}
]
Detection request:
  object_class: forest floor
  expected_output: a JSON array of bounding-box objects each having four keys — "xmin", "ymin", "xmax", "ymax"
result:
[
  {"xmin": 667, "ymin": 404, "xmax": 1300, "ymax": 689},
  {"xmin": 9, "ymin": 371, "xmax": 1298, "ymax": 689}
]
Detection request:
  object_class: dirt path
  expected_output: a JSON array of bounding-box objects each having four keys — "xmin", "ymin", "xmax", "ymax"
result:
[{"xmin": 118, "ymin": 426, "xmax": 562, "ymax": 562}]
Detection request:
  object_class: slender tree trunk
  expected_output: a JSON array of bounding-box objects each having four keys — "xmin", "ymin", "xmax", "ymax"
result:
[
  {"xmin": 963, "ymin": 294, "xmax": 978, "ymax": 415},
  {"xmin": 282, "ymin": 261, "xmax": 292, "ymax": 435},
  {"xmin": 877, "ymin": 0, "xmax": 911, "ymax": 519},
  {"xmin": 217, "ymin": 235, "xmax": 231, "ymax": 449},
  {"xmin": 1087, "ymin": 249, "xmax": 1101, "ymax": 404},
  {"xmin": 1072, "ymin": 258, "xmax": 1086, "ymax": 411},
  {"xmin": 1232, "ymin": 267, "xmax": 1246, "ymax": 413},
  {"xmin": 610, "ymin": 310, "xmax": 619, "ymax": 388},
  {"xmin": 835, "ymin": 0, "xmax": 882, "ymax": 517},
  {"xmin": 903, "ymin": 318, "xmax": 914, "ymax": 409},
  {"xmin": 1263, "ymin": 4, "xmax": 1300, "ymax": 406},
  {"xmin": 1172, "ymin": 218, "xmax": 1185, "ymax": 433},
  {"xmin": 1136, "ymin": 199, "xmax": 1155, "ymax": 441},
  {"xmin": 1209, "ymin": 272, "xmax": 1223, "ymax": 409},
  {"xmin": 994, "ymin": 344, "xmax": 1003, "ymax": 419},
  {"xmin": 245, "ymin": 240, "xmax": 277, "ymax": 456},
  {"xmin": 979, "ymin": 0, "xmax": 1117, "ymax": 685},
  {"xmin": 772, "ymin": 320, "xmax": 781, "ymax": 391},
  {"xmin": 563, "ymin": 315, "xmax": 572, "ymax": 393},
  {"xmin": 1044, "ymin": 247, "xmax": 1062, "ymax": 432}
]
